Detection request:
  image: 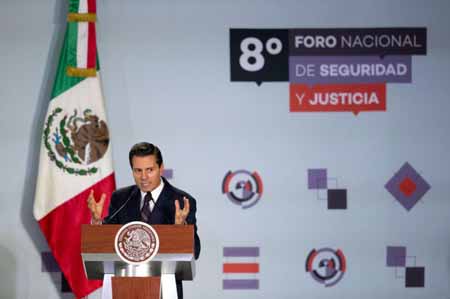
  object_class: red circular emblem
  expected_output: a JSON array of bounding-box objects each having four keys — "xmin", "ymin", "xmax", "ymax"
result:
[{"xmin": 114, "ymin": 221, "xmax": 159, "ymax": 265}]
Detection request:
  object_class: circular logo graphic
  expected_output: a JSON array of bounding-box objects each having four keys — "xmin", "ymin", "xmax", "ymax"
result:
[
  {"xmin": 222, "ymin": 170, "xmax": 263, "ymax": 209},
  {"xmin": 44, "ymin": 107, "xmax": 110, "ymax": 176},
  {"xmin": 306, "ymin": 248, "xmax": 346, "ymax": 287},
  {"xmin": 114, "ymin": 221, "xmax": 159, "ymax": 265}
]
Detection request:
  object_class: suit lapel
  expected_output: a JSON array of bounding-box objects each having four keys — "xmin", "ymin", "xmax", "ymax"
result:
[{"xmin": 150, "ymin": 178, "xmax": 173, "ymax": 224}]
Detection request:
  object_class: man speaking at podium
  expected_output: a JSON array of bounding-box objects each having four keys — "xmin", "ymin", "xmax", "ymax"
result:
[{"xmin": 87, "ymin": 142, "xmax": 201, "ymax": 299}]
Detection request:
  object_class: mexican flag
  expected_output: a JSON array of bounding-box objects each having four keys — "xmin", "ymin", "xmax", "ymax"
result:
[{"xmin": 33, "ymin": 0, "xmax": 116, "ymax": 297}]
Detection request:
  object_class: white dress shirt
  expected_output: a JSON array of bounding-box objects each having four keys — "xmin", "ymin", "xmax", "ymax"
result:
[{"xmin": 140, "ymin": 178, "xmax": 164, "ymax": 212}]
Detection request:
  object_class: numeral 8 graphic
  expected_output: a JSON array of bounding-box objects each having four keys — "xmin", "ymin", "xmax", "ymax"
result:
[
  {"xmin": 230, "ymin": 29, "xmax": 288, "ymax": 83},
  {"xmin": 239, "ymin": 37, "xmax": 283, "ymax": 72}
]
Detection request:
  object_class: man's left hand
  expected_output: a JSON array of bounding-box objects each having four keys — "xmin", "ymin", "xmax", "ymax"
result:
[{"xmin": 175, "ymin": 196, "xmax": 190, "ymax": 224}]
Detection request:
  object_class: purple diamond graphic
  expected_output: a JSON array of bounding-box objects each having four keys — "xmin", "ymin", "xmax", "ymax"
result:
[
  {"xmin": 386, "ymin": 246, "xmax": 406, "ymax": 267},
  {"xmin": 308, "ymin": 169, "xmax": 327, "ymax": 189},
  {"xmin": 385, "ymin": 162, "xmax": 430, "ymax": 211}
]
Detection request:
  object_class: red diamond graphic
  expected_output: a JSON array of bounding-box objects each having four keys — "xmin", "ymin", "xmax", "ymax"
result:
[
  {"xmin": 385, "ymin": 162, "xmax": 431, "ymax": 211},
  {"xmin": 399, "ymin": 177, "xmax": 416, "ymax": 197}
]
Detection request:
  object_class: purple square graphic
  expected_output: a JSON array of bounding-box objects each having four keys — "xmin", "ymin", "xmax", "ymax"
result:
[
  {"xmin": 163, "ymin": 168, "xmax": 173, "ymax": 179},
  {"xmin": 385, "ymin": 162, "xmax": 431, "ymax": 211},
  {"xmin": 405, "ymin": 267, "xmax": 425, "ymax": 287},
  {"xmin": 386, "ymin": 246, "xmax": 406, "ymax": 267},
  {"xmin": 308, "ymin": 169, "xmax": 327, "ymax": 189},
  {"xmin": 327, "ymin": 189, "xmax": 347, "ymax": 209}
]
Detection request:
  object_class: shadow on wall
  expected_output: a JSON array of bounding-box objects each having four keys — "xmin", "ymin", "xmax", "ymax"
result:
[
  {"xmin": 19, "ymin": 0, "xmax": 71, "ymax": 297},
  {"xmin": 0, "ymin": 245, "xmax": 16, "ymax": 298}
]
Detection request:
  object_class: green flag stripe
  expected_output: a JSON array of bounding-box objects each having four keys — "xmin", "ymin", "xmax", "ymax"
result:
[
  {"xmin": 67, "ymin": 22, "xmax": 78, "ymax": 70},
  {"xmin": 51, "ymin": 23, "xmax": 84, "ymax": 99},
  {"xmin": 51, "ymin": 21, "xmax": 100, "ymax": 100},
  {"xmin": 69, "ymin": 0, "xmax": 81, "ymax": 13}
]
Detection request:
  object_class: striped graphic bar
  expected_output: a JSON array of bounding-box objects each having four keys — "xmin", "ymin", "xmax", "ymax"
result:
[
  {"xmin": 223, "ymin": 279, "xmax": 259, "ymax": 290},
  {"xmin": 223, "ymin": 247, "xmax": 259, "ymax": 257},
  {"xmin": 223, "ymin": 263, "xmax": 259, "ymax": 273}
]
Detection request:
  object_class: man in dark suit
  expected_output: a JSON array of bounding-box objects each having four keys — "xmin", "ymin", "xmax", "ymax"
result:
[{"xmin": 87, "ymin": 142, "xmax": 200, "ymax": 299}]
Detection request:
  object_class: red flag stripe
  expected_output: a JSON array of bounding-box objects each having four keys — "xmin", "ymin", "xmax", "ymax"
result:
[
  {"xmin": 87, "ymin": 21, "xmax": 96, "ymax": 68},
  {"xmin": 38, "ymin": 173, "xmax": 115, "ymax": 298},
  {"xmin": 87, "ymin": 0, "xmax": 96, "ymax": 13},
  {"xmin": 223, "ymin": 263, "xmax": 259, "ymax": 273}
]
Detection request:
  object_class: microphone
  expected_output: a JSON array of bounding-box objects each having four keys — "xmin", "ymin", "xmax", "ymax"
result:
[{"xmin": 102, "ymin": 188, "xmax": 139, "ymax": 224}]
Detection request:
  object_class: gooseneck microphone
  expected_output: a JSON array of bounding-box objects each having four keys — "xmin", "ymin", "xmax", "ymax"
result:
[{"xmin": 102, "ymin": 188, "xmax": 139, "ymax": 224}]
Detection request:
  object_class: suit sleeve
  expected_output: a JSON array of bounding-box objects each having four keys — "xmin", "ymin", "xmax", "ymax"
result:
[
  {"xmin": 185, "ymin": 196, "xmax": 201, "ymax": 260},
  {"xmin": 104, "ymin": 191, "xmax": 120, "ymax": 224}
]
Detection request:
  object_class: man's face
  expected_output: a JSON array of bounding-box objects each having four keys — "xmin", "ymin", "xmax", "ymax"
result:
[{"xmin": 131, "ymin": 155, "xmax": 164, "ymax": 192}]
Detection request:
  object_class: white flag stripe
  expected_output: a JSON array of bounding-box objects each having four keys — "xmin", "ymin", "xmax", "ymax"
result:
[
  {"xmin": 78, "ymin": 0, "xmax": 88, "ymax": 13},
  {"xmin": 222, "ymin": 273, "xmax": 259, "ymax": 280},
  {"xmin": 223, "ymin": 257, "xmax": 258, "ymax": 263},
  {"xmin": 33, "ymin": 74, "xmax": 114, "ymax": 220},
  {"xmin": 77, "ymin": 22, "xmax": 88, "ymax": 68}
]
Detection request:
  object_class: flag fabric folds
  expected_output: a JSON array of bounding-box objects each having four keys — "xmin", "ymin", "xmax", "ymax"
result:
[{"xmin": 34, "ymin": 0, "xmax": 115, "ymax": 297}]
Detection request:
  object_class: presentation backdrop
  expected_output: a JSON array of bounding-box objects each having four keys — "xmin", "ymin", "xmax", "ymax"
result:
[{"xmin": 0, "ymin": 0, "xmax": 449, "ymax": 298}]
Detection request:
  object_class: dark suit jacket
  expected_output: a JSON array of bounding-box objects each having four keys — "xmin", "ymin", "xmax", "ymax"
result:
[{"xmin": 105, "ymin": 177, "xmax": 200, "ymax": 298}]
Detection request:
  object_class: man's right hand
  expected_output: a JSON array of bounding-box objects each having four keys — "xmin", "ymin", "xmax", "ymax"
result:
[{"xmin": 87, "ymin": 190, "xmax": 106, "ymax": 225}]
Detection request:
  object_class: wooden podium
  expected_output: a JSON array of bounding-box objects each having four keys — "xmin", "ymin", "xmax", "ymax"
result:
[{"xmin": 81, "ymin": 224, "xmax": 196, "ymax": 299}]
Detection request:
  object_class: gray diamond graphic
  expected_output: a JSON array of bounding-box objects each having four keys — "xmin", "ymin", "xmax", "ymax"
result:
[{"xmin": 385, "ymin": 162, "xmax": 431, "ymax": 211}]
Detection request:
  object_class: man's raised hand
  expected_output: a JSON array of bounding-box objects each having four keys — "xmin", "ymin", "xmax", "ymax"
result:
[
  {"xmin": 87, "ymin": 190, "xmax": 106, "ymax": 224},
  {"xmin": 174, "ymin": 196, "xmax": 190, "ymax": 225}
]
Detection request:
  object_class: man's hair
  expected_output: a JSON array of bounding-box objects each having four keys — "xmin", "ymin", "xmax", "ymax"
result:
[{"xmin": 128, "ymin": 142, "xmax": 163, "ymax": 168}]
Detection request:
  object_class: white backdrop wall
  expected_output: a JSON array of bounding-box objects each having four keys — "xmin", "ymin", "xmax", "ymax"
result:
[{"xmin": 0, "ymin": 0, "xmax": 449, "ymax": 298}]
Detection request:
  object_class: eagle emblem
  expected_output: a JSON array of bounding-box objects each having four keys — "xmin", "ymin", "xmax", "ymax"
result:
[{"xmin": 44, "ymin": 107, "xmax": 109, "ymax": 175}]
